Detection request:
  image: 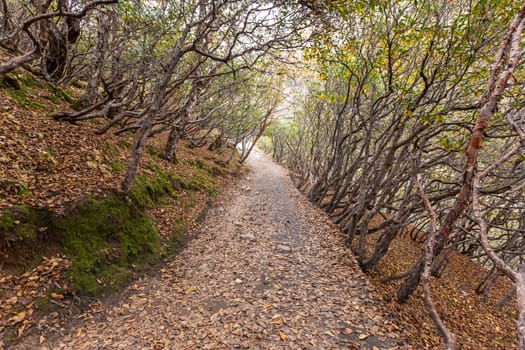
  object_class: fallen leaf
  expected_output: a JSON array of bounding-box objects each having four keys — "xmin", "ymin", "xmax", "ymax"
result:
[
  {"xmin": 279, "ymin": 331, "xmax": 287, "ymax": 341},
  {"xmin": 185, "ymin": 286, "xmax": 197, "ymax": 294},
  {"xmin": 17, "ymin": 323, "xmax": 26, "ymax": 337},
  {"xmin": 51, "ymin": 292, "xmax": 64, "ymax": 301},
  {"xmin": 341, "ymin": 328, "xmax": 353, "ymax": 335},
  {"xmin": 9, "ymin": 311, "xmax": 26, "ymax": 324},
  {"xmin": 358, "ymin": 333, "xmax": 369, "ymax": 340},
  {"xmin": 5, "ymin": 296, "xmax": 18, "ymax": 304}
]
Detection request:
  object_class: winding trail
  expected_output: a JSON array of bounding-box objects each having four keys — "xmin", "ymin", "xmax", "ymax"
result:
[{"xmin": 41, "ymin": 152, "xmax": 406, "ymax": 349}]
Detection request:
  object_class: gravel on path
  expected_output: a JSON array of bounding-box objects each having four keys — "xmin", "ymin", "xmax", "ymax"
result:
[{"xmin": 36, "ymin": 152, "xmax": 407, "ymax": 349}]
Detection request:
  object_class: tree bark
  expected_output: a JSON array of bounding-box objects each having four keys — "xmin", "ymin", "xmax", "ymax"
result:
[
  {"xmin": 516, "ymin": 266, "xmax": 525, "ymax": 349},
  {"xmin": 77, "ymin": 11, "xmax": 109, "ymax": 108},
  {"xmin": 239, "ymin": 106, "xmax": 274, "ymax": 164},
  {"xmin": 397, "ymin": 4, "xmax": 525, "ymax": 303},
  {"xmin": 164, "ymin": 126, "xmax": 181, "ymax": 163},
  {"xmin": 121, "ymin": 27, "xmax": 190, "ymax": 192}
]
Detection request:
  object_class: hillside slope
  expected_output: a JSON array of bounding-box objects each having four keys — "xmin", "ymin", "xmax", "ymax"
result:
[
  {"xmin": 363, "ymin": 220, "xmax": 518, "ymax": 349},
  {"xmin": 0, "ymin": 68, "xmax": 242, "ymax": 345}
]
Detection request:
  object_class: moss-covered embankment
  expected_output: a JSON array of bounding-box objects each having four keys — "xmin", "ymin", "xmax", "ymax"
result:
[
  {"xmin": 0, "ymin": 160, "xmax": 237, "ymax": 299},
  {"xmin": 0, "ymin": 63, "xmax": 242, "ymax": 345}
]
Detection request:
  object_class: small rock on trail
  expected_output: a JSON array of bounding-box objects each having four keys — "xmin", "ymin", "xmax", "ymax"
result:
[
  {"xmin": 276, "ymin": 244, "xmax": 292, "ymax": 253},
  {"xmin": 239, "ymin": 233, "xmax": 256, "ymax": 242}
]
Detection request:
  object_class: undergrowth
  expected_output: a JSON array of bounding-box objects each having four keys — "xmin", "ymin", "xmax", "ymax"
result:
[{"xmin": 1, "ymin": 71, "xmax": 74, "ymax": 110}]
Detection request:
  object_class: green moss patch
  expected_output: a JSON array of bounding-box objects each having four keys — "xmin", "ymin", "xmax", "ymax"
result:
[
  {"xmin": 106, "ymin": 161, "xmax": 126, "ymax": 173},
  {"xmin": 3, "ymin": 87, "xmax": 49, "ymax": 110},
  {"xmin": 1, "ymin": 70, "xmax": 75, "ymax": 110},
  {"xmin": 192, "ymin": 167, "xmax": 217, "ymax": 196},
  {"xmin": 129, "ymin": 166, "xmax": 180, "ymax": 209},
  {"xmin": 45, "ymin": 83, "xmax": 75, "ymax": 105},
  {"xmin": 163, "ymin": 220, "xmax": 188, "ymax": 258},
  {"xmin": 0, "ymin": 206, "xmax": 53, "ymax": 250},
  {"xmin": 119, "ymin": 139, "xmax": 132, "ymax": 148},
  {"xmin": 53, "ymin": 194, "xmax": 160, "ymax": 296},
  {"xmin": 0, "ymin": 181, "xmax": 179, "ymax": 296},
  {"xmin": 0, "ymin": 146, "xmax": 231, "ymax": 298}
]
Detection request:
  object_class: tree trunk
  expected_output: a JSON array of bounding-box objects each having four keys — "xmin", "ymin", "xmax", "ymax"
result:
[
  {"xmin": 164, "ymin": 126, "xmax": 181, "ymax": 163},
  {"xmin": 121, "ymin": 26, "xmax": 190, "ymax": 192},
  {"xmin": 397, "ymin": 235, "xmax": 445, "ymax": 303},
  {"xmin": 397, "ymin": 5, "xmax": 525, "ymax": 303},
  {"xmin": 360, "ymin": 223, "xmax": 401, "ymax": 272},
  {"xmin": 121, "ymin": 119, "xmax": 152, "ymax": 192},
  {"xmin": 430, "ymin": 247, "xmax": 452, "ymax": 278},
  {"xmin": 208, "ymin": 131, "xmax": 224, "ymax": 151},
  {"xmin": 517, "ymin": 266, "xmax": 525, "ymax": 349},
  {"xmin": 77, "ymin": 12, "xmax": 109, "ymax": 108},
  {"xmin": 239, "ymin": 107, "xmax": 274, "ymax": 164},
  {"xmin": 43, "ymin": 1, "xmax": 81, "ymax": 81}
]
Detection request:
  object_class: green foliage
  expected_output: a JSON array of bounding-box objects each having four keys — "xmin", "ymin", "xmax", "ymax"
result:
[
  {"xmin": 113, "ymin": 0, "xmax": 186, "ymax": 67},
  {"xmin": 201, "ymin": 67, "xmax": 283, "ymax": 152}
]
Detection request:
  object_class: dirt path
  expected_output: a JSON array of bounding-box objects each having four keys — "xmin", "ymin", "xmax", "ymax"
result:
[{"xmin": 25, "ymin": 152, "xmax": 406, "ymax": 349}]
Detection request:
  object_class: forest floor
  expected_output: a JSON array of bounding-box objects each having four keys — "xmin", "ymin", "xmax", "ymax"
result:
[
  {"xmin": 365, "ymin": 220, "xmax": 518, "ymax": 349},
  {"xmin": 13, "ymin": 151, "xmax": 407, "ymax": 350}
]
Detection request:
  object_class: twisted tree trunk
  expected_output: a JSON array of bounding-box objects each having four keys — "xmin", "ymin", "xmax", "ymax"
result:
[{"xmin": 397, "ymin": 4, "xmax": 525, "ymax": 303}]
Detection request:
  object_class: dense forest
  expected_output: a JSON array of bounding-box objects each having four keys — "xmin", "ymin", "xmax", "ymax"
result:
[
  {"xmin": 1, "ymin": 0, "xmax": 525, "ymax": 349},
  {"xmin": 267, "ymin": 2, "xmax": 525, "ymax": 348}
]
